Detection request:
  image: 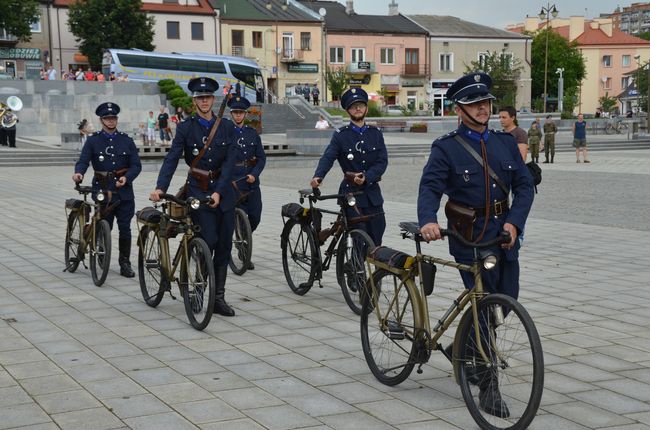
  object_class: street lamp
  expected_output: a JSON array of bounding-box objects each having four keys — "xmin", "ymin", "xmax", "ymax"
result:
[
  {"xmin": 539, "ymin": 3, "xmax": 558, "ymax": 113},
  {"xmin": 266, "ymin": 1, "xmax": 287, "ymax": 101},
  {"xmin": 634, "ymin": 55, "xmax": 641, "ymax": 116},
  {"xmin": 556, "ymin": 67, "xmax": 564, "ymax": 113}
]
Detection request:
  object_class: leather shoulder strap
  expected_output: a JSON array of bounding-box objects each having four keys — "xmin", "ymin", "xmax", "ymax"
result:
[
  {"xmin": 190, "ymin": 118, "xmax": 219, "ymax": 169},
  {"xmin": 454, "ymin": 134, "xmax": 509, "ymax": 195}
]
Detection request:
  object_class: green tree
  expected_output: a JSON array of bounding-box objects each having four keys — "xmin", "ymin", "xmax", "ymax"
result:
[
  {"xmin": 637, "ymin": 31, "xmax": 650, "ymax": 41},
  {"xmin": 529, "ymin": 29, "xmax": 586, "ymax": 107},
  {"xmin": 632, "ymin": 62, "xmax": 650, "ymax": 113},
  {"xmin": 0, "ymin": 0, "xmax": 39, "ymax": 42},
  {"xmin": 598, "ymin": 92, "xmax": 617, "ymax": 114},
  {"xmin": 465, "ymin": 49, "xmax": 524, "ymax": 109},
  {"xmin": 68, "ymin": 0, "xmax": 155, "ymax": 69},
  {"xmin": 325, "ymin": 66, "xmax": 348, "ymax": 101}
]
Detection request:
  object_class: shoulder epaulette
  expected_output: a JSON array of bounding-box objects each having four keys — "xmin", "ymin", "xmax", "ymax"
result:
[{"xmin": 336, "ymin": 125, "xmax": 349, "ymax": 133}]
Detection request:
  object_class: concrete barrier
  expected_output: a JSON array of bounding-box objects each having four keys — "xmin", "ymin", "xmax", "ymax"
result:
[{"xmin": 286, "ymin": 129, "xmax": 335, "ymax": 155}]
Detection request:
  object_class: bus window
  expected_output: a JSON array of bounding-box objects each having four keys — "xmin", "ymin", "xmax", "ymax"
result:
[
  {"xmin": 117, "ymin": 53, "xmax": 147, "ymax": 68},
  {"xmin": 229, "ymin": 63, "xmax": 257, "ymax": 89},
  {"xmin": 178, "ymin": 58, "xmax": 200, "ymax": 72},
  {"xmin": 206, "ymin": 61, "xmax": 226, "ymax": 74},
  {"xmin": 147, "ymin": 56, "xmax": 177, "ymax": 71}
]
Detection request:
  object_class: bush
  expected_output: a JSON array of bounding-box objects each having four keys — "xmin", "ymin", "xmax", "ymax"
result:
[
  {"xmin": 158, "ymin": 79, "xmax": 175, "ymax": 88},
  {"xmin": 167, "ymin": 87, "xmax": 187, "ymax": 99},
  {"xmin": 367, "ymin": 101, "xmax": 382, "ymax": 117},
  {"xmin": 171, "ymin": 95, "xmax": 192, "ymax": 110}
]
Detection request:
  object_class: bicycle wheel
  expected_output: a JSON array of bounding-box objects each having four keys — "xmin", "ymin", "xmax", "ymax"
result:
[
  {"xmin": 281, "ymin": 218, "xmax": 318, "ymax": 295},
  {"xmin": 229, "ymin": 208, "xmax": 253, "ymax": 276},
  {"xmin": 89, "ymin": 219, "xmax": 111, "ymax": 286},
  {"xmin": 137, "ymin": 226, "xmax": 165, "ymax": 307},
  {"xmin": 605, "ymin": 124, "xmax": 614, "ymax": 134},
  {"xmin": 360, "ymin": 268, "xmax": 417, "ymax": 386},
  {"xmin": 619, "ymin": 123, "xmax": 629, "ymax": 133},
  {"xmin": 181, "ymin": 237, "xmax": 216, "ymax": 331},
  {"xmin": 336, "ymin": 229, "xmax": 375, "ymax": 315},
  {"xmin": 64, "ymin": 211, "xmax": 83, "ymax": 273},
  {"xmin": 454, "ymin": 294, "xmax": 544, "ymax": 430}
]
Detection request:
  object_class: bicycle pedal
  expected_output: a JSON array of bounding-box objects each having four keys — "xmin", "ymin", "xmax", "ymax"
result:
[{"xmin": 144, "ymin": 259, "xmax": 159, "ymax": 269}]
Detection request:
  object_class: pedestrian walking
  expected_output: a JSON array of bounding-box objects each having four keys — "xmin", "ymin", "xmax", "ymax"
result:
[
  {"xmin": 149, "ymin": 77, "xmax": 238, "ymax": 317},
  {"xmin": 311, "ymin": 87, "xmax": 388, "ymax": 246},
  {"xmin": 312, "ymin": 85, "xmax": 320, "ymax": 106},
  {"xmin": 157, "ymin": 106, "xmax": 171, "ymax": 144},
  {"xmin": 72, "ymin": 102, "xmax": 142, "ymax": 278},
  {"xmin": 146, "ymin": 111, "xmax": 156, "ymax": 145},
  {"xmin": 418, "ymin": 72, "xmax": 534, "ymax": 417}
]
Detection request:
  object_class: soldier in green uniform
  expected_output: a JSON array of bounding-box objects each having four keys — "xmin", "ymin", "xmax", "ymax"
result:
[
  {"xmin": 527, "ymin": 120, "xmax": 542, "ymax": 163},
  {"xmin": 542, "ymin": 115, "xmax": 557, "ymax": 163}
]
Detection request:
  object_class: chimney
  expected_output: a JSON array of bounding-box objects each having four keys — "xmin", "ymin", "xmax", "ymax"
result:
[
  {"xmin": 569, "ymin": 16, "xmax": 585, "ymax": 41},
  {"xmin": 346, "ymin": 0, "xmax": 354, "ymax": 15},
  {"xmin": 389, "ymin": 0, "xmax": 399, "ymax": 16}
]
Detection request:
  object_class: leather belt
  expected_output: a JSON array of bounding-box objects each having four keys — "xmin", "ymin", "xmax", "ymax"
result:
[
  {"xmin": 235, "ymin": 158, "xmax": 258, "ymax": 168},
  {"xmin": 94, "ymin": 167, "xmax": 128, "ymax": 179},
  {"xmin": 472, "ymin": 199, "xmax": 509, "ymax": 218}
]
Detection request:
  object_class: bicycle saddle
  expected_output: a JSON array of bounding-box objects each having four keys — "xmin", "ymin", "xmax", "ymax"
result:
[{"xmin": 399, "ymin": 221, "xmax": 421, "ymax": 236}]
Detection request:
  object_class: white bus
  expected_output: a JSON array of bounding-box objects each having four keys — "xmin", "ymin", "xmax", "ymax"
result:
[{"xmin": 102, "ymin": 49, "xmax": 264, "ymax": 96}]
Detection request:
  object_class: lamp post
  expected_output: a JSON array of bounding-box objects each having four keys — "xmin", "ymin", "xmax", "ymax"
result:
[
  {"xmin": 634, "ymin": 55, "xmax": 641, "ymax": 116},
  {"xmin": 266, "ymin": 1, "xmax": 287, "ymax": 102},
  {"xmin": 556, "ymin": 67, "xmax": 564, "ymax": 113},
  {"xmin": 539, "ymin": 3, "xmax": 558, "ymax": 113}
]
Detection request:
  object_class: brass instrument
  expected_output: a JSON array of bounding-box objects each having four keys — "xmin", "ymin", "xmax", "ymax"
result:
[{"xmin": 0, "ymin": 96, "xmax": 22, "ymax": 129}]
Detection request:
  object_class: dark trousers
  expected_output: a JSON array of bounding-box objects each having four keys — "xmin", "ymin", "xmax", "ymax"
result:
[
  {"xmin": 191, "ymin": 206, "xmax": 235, "ymax": 266},
  {"xmin": 102, "ymin": 198, "xmax": 135, "ymax": 240},
  {"xmin": 0, "ymin": 128, "xmax": 7, "ymax": 146},
  {"xmin": 458, "ymin": 252, "xmax": 520, "ymax": 300},
  {"xmin": 344, "ymin": 204, "xmax": 386, "ymax": 246},
  {"xmin": 237, "ymin": 189, "xmax": 262, "ymax": 232},
  {"xmin": 6, "ymin": 129, "xmax": 16, "ymax": 147}
]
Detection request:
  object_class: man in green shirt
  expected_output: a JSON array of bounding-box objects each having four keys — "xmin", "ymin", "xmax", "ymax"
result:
[{"xmin": 542, "ymin": 115, "xmax": 557, "ymax": 163}]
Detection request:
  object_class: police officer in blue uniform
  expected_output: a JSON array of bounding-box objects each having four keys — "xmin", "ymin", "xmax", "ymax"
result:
[
  {"xmin": 229, "ymin": 96, "xmax": 266, "ymax": 269},
  {"xmin": 150, "ymin": 77, "xmax": 237, "ymax": 317},
  {"xmin": 418, "ymin": 73, "xmax": 534, "ymax": 418},
  {"xmin": 73, "ymin": 102, "xmax": 142, "ymax": 277},
  {"xmin": 311, "ymin": 88, "xmax": 387, "ymax": 246}
]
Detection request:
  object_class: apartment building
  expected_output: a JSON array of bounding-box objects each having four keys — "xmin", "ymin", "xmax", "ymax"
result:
[
  {"xmin": 605, "ymin": 3, "xmax": 650, "ymax": 36},
  {"xmin": 408, "ymin": 15, "xmax": 531, "ymax": 116}
]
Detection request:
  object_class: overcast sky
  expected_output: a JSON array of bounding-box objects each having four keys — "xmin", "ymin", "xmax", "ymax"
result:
[{"xmin": 333, "ymin": 0, "xmax": 621, "ymax": 30}]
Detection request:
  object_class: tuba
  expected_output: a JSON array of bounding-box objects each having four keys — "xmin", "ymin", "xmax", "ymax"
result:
[{"xmin": 0, "ymin": 96, "xmax": 22, "ymax": 129}]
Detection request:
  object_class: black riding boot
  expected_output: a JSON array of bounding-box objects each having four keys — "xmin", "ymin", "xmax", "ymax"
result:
[
  {"xmin": 478, "ymin": 367, "xmax": 510, "ymax": 418},
  {"xmin": 118, "ymin": 238, "xmax": 135, "ymax": 278},
  {"xmin": 214, "ymin": 266, "xmax": 235, "ymax": 316},
  {"xmin": 551, "ymin": 154, "xmax": 554, "ymax": 163}
]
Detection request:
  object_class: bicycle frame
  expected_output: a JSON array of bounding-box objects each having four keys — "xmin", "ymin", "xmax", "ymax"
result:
[
  {"xmin": 69, "ymin": 186, "xmax": 118, "ymax": 255},
  {"xmin": 365, "ymin": 236, "xmax": 494, "ymax": 367}
]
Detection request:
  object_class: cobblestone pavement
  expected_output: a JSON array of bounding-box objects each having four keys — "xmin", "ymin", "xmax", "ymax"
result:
[{"xmin": 1, "ymin": 151, "xmax": 650, "ymax": 429}]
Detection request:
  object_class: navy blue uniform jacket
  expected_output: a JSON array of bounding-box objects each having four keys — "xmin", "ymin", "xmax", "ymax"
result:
[
  {"xmin": 314, "ymin": 124, "xmax": 388, "ymax": 207},
  {"xmin": 75, "ymin": 131, "xmax": 142, "ymax": 200},
  {"xmin": 418, "ymin": 124, "xmax": 534, "ymax": 260},
  {"xmin": 232, "ymin": 125, "xmax": 266, "ymax": 192},
  {"xmin": 156, "ymin": 116, "xmax": 237, "ymax": 211}
]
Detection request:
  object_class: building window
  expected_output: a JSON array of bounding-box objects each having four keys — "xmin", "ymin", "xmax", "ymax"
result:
[
  {"xmin": 191, "ymin": 22, "xmax": 204, "ymax": 40},
  {"xmin": 330, "ymin": 46, "xmax": 344, "ymax": 64},
  {"xmin": 351, "ymin": 48, "xmax": 365, "ymax": 63},
  {"xmin": 162, "ymin": 0, "xmax": 178, "ymax": 3},
  {"xmin": 621, "ymin": 76, "xmax": 630, "ymax": 89},
  {"xmin": 622, "ymin": 54, "xmax": 631, "ymax": 67},
  {"xmin": 439, "ymin": 53, "xmax": 453, "ymax": 72},
  {"xmin": 300, "ymin": 32, "xmax": 311, "ymax": 51},
  {"xmin": 603, "ymin": 55, "xmax": 612, "ymax": 67},
  {"xmin": 253, "ymin": 31, "xmax": 262, "ymax": 48},
  {"xmin": 30, "ymin": 18, "xmax": 41, "ymax": 33},
  {"xmin": 603, "ymin": 77, "xmax": 611, "ymax": 90},
  {"xmin": 380, "ymin": 48, "xmax": 395, "ymax": 65},
  {"xmin": 167, "ymin": 21, "xmax": 180, "ymax": 39}
]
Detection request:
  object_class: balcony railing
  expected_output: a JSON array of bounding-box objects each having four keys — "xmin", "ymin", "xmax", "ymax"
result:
[
  {"xmin": 280, "ymin": 48, "xmax": 305, "ymax": 62},
  {"xmin": 347, "ymin": 61, "xmax": 376, "ymax": 73},
  {"xmin": 401, "ymin": 63, "xmax": 429, "ymax": 76}
]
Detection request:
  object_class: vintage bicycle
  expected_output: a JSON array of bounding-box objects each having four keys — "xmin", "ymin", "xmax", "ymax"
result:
[
  {"xmin": 361, "ymin": 222, "xmax": 543, "ymax": 430},
  {"xmin": 136, "ymin": 193, "xmax": 215, "ymax": 330},
  {"xmin": 280, "ymin": 186, "xmax": 376, "ymax": 315},
  {"xmin": 64, "ymin": 184, "xmax": 116, "ymax": 286},
  {"xmin": 229, "ymin": 176, "xmax": 254, "ymax": 276}
]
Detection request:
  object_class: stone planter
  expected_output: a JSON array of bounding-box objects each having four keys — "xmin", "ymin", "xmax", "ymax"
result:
[{"xmin": 410, "ymin": 126, "xmax": 427, "ymax": 133}]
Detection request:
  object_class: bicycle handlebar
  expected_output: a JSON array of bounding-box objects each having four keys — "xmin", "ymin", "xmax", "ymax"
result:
[
  {"xmin": 399, "ymin": 221, "xmax": 511, "ymax": 249},
  {"xmin": 159, "ymin": 193, "xmax": 212, "ymax": 207},
  {"xmin": 298, "ymin": 187, "xmax": 364, "ymax": 203},
  {"xmin": 75, "ymin": 183, "xmax": 95, "ymax": 195}
]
